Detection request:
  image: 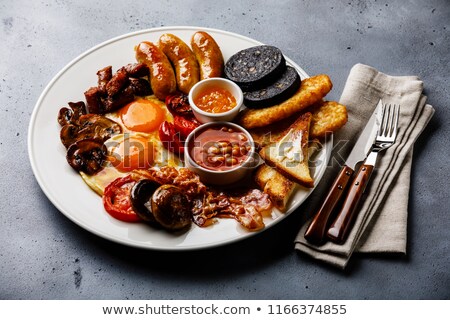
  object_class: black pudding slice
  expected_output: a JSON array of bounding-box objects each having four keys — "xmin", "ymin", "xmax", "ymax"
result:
[
  {"xmin": 224, "ymin": 45, "xmax": 286, "ymax": 90},
  {"xmin": 243, "ymin": 66, "xmax": 301, "ymax": 109}
]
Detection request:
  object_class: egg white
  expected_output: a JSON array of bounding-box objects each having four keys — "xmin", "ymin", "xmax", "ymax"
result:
[{"xmin": 80, "ymin": 95, "xmax": 182, "ymax": 196}]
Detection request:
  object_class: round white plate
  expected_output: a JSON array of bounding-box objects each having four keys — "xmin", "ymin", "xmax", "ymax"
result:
[{"xmin": 28, "ymin": 26, "xmax": 331, "ymax": 250}]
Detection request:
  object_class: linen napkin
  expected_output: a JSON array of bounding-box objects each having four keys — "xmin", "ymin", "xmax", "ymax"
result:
[{"xmin": 295, "ymin": 63, "xmax": 435, "ymax": 269}]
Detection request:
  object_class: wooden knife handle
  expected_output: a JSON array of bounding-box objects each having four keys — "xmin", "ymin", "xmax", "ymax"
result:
[
  {"xmin": 304, "ymin": 166, "xmax": 354, "ymax": 245},
  {"xmin": 327, "ymin": 164, "xmax": 374, "ymax": 244}
]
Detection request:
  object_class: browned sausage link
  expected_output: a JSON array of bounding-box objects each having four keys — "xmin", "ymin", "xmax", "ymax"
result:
[
  {"xmin": 158, "ymin": 33, "xmax": 200, "ymax": 94},
  {"xmin": 96, "ymin": 66, "xmax": 112, "ymax": 94},
  {"xmin": 135, "ymin": 41, "xmax": 177, "ymax": 101},
  {"xmin": 191, "ymin": 31, "xmax": 224, "ymax": 79}
]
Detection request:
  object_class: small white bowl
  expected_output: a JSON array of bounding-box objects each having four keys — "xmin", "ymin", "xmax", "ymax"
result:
[
  {"xmin": 188, "ymin": 78, "xmax": 243, "ymax": 123},
  {"xmin": 184, "ymin": 122, "xmax": 258, "ymax": 186}
]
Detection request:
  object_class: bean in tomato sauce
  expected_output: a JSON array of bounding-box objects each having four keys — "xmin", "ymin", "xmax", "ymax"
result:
[{"xmin": 190, "ymin": 126, "xmax": 251, "ymax": 171}]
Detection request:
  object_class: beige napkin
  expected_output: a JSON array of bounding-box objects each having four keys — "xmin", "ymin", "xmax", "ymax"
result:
[{"xmin": 295, "ymin": 64, "xmax": 435, "ymax": 269}]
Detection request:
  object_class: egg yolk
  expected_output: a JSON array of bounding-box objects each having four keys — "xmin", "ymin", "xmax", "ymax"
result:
[
  {"xmin": 110, "ymin": 135, "xmax": 155, "ymax": 172},
  {"xmin": 120, "ymin": 98, "xmax": 165, "ymax": 133}
]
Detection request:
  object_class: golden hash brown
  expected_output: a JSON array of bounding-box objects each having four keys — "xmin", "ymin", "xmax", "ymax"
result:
[
  {"xmin": 236, "ymin": 74, "xmax": 332, "ymax": 129},
  {"xmin": 310, "ymin": 100, "xmax": 348, "ymax": 138}
]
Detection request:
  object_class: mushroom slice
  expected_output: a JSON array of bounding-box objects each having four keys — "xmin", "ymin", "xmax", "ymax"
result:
[
  {"xmin": 60, "ymin": 124, "xmax": 80, "ymax": 148},
  {"xmin": 151, "ymin": 185, "xmax": 192, "ymax": 231},
  {"xmin": 57, "ymin": 107, "xmax": 74, "ymax": 126},
  {"xmin": 130, "ymin": 179, "xmax": 160, "ymax": 224},
  {"xmin": 57, "ymin": 101, "xmax": 87, "ymax": 126},
  {"xmin": 60, "ymin": 114, "xmax": 122, "ymax": 148},
  {"xmin": 66, "ymin": 139, "xmax": 107, "ymax": 175}
]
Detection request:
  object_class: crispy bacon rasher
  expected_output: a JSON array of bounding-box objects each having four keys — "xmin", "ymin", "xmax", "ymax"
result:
[{"xmin": 133, "ymin": 166, "xmax": 272, "ymax": 231}]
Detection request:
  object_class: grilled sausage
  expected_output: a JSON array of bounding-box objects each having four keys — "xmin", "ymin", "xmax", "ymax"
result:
[
  {"xmin": 191, "ymin": 31, "xmax": 224, "ymax": 79},
  {"xmin": 158, "ymin": 33, "xmax": 200, "ymax": 94},
  {"xmin": 135, "ymin": 41, "xmax": 176, "ymax": 100}
]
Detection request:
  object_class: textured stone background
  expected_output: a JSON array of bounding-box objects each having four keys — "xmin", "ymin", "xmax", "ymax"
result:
[{"xmin": 1, "ymin": 0, "xmax": 449, "ymax": 299}]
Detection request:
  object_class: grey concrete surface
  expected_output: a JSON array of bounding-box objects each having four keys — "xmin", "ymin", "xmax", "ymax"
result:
[{"xmin": 1, "ymin": 0, "xmax": 449, "ymax": 299}]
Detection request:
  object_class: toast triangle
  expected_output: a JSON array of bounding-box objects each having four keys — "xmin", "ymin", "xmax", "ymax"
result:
[
  {"xmin": 254, "ymin": 164, "xmax": 296, "ymax": 212},
  {"xmin": 259, "ymin": 112, "xmax": 314, "ymax": 188}
]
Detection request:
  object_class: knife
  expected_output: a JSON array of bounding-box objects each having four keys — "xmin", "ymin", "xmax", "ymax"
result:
[
  {"xmin": 304, "ymin": 100, "xmax": 382, "ymax": 245},
  {"xmin": 327, "ymin": 101, "xmax": 387, "ymax": 243}
]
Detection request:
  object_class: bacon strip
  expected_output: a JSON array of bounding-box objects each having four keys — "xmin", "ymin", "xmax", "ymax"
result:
[{"xmin": 134, "ymin": 166, "xmax": 273, "ymax": 231}]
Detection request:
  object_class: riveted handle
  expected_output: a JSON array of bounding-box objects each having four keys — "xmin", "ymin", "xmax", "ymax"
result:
[
  {"xmin": 327, "ymin": 164, "xmax": 374, "ymax": 244},
  {"xmin": 304, "ymin": 166, "xmax": 354, "ymax": 245}
]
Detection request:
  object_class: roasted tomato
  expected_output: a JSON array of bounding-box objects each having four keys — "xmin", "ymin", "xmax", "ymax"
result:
[
  {"xmin": 173, "ymin": 115, "xmax": 200, "ymax": 138},
  {"xmin": 160, "ymin": 93, "xmax": 200, "ymax": 155},
  {"xmin": 102, "ymin": 175, "xmax": 141, "ymax": 222},
  {"xmin": 165, "ymin": 93, "xmax": 193, "ymax": 116},
  {"xmin": 158, "ymin": 121, "xmax": 185, "ymax": 154}
]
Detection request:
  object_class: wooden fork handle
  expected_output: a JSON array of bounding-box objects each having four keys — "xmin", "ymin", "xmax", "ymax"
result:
[
  {"xmin": 327, "ymin": 164, "xmax": 374, "ymax": 244},
  {"xmin": 304, "ymin": 166, "xmax": 354, "ymax": 245}
]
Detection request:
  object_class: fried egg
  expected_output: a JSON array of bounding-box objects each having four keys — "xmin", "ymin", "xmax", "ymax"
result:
[{"xmin": 80, "ymin": 96, "xmax": 182, "ymax": 196}]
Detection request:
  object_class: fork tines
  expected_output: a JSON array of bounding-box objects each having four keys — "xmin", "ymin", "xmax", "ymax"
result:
[{"xmin": 380, "ymin": 104, "xmax": 400, "ymax": 140}]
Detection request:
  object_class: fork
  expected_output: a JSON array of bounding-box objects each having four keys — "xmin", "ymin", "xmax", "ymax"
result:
[{"xmin": 326, "ymin": 103, "xmax": 400, "ymax": 244}]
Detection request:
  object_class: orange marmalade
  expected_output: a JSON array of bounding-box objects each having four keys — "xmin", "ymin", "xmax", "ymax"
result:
[{"xmin": 193, "ymin": 86, "xmax": 237, "ymax": 113}]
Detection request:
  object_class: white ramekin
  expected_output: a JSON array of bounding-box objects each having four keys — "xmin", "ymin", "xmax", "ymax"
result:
[
  {"xmin": 184, "ymin": 122, "xmax": 258, "ymax": 186},
  {"xmin": 188, "ymin": 78, "xmax": 243, "ymax": 123}
]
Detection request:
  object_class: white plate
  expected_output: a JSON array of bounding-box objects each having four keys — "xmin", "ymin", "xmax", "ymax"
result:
[{"xmin": 28, "ymin": 27, "xmax": 331, "ymax": 250}]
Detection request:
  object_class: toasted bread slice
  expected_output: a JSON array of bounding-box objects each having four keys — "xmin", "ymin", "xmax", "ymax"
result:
[
  {"xmin": 254, "ymin": 164, "xmax": 296, "ymax": 212},
  {"xmin": 259, "ymin": 112, "xmax": 314, "ymax": 188},
  {"xmin": 236, "ymin": 74, "xmax": 332, "ymax": 129},
  {"xmin": 249, "ymin": 112, "xmax": 301, "ymax": 148},
  {"xmin": 249, "ymin": 100, "xmax": 347, "ymax": 147}
]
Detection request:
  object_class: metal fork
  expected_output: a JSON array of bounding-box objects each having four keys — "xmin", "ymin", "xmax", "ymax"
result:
[
  {"xmin": 327, "ymin": 103, "xmax": 400, "ymax": 243},
  {"xmin": 364, "ymin": 103, "xmax": 400, "ymax": 167}
]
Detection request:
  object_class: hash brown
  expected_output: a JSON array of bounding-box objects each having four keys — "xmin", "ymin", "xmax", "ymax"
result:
[
  {"xmin": 309, "ymin": 100, "xmax": 348, "ymax": 138},
  {"xmin": 236, "ymin": 74, "xmax": 332, "ymax": 129}
]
